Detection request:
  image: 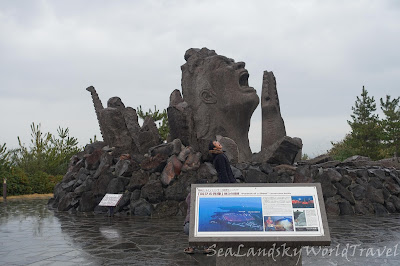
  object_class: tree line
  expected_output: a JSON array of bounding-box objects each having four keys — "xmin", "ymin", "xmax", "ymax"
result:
[
  {"xmin": 0, "ymin": 106, "xmax": 168, "ymax": 196},
  {"xmin": 329, "ymin": 86, "xmax": 400, "ymax": 161}
]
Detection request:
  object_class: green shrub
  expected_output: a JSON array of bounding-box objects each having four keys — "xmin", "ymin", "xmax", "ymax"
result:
[{"xmin": 1, "ymin": 168, "xmax": 32, "ymax": 196}]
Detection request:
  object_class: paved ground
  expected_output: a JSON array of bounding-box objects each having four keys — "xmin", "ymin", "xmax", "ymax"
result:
[{"xmin": 1, "ymin": 198, "xmax": 400, "ymax": 265}]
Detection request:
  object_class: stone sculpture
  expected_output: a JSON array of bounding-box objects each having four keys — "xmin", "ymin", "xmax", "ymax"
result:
[
  {"xmin": 179, "ymin": 48, "xmax": 260, "ymax": 162},
  {"xmin": 86, "ymin": 86, "xmax": 161, "ymax": 155},
  {"xmin": 261, "ymin": 71, "xmax": 286, "ymax": 150}
]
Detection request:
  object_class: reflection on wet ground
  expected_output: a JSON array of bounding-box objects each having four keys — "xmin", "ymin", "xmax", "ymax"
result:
[{"xmin": 1, "ymin": 199, "xmax": 400, "ymax": 265}]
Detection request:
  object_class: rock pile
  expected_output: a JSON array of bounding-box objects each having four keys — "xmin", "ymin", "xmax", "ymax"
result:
[{"xmin": 49, "ymin": 139, "xmax": 400, "ymax": 217}]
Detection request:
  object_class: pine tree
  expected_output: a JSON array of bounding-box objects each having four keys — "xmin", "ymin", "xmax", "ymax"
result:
[
  {"xmin": 380, "ymin": 95, "xmax": 400, "ymax": 157},
  {"xmin": 347, "ymin": 86, "xmax": 382, "ymax": 160}
]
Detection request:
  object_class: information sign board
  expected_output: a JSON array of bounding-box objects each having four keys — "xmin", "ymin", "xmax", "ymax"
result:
[
  {"xmin": 99, "ymin": 194, "xmax": 123, "ymax": 207},
  {"xmin": 189, "ymin": 183, "xmax": 330, "ymax": 246}
]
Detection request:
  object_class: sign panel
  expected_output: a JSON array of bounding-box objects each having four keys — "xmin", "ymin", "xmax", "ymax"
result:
[
  {"xmin": 99, "ymin": 194, "xmax": 123, "ymax": 207},
  {"xmin": 189, "ymin": 183, "xmax": 330, "ymax": 246},
  {"xmin": 195, "ymin": 186, "xmax": 323, "ymax": 237}
]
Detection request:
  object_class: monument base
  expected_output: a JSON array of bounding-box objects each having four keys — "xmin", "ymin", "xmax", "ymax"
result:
[{"xmin": 213, "ymin": 244, "xmax": 302, "ymax": 266}]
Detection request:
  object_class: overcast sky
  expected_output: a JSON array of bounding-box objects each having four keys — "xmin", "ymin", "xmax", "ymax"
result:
[{"xmin": 1, "ymin": 0, "xmax": 399, "ymax": 157}]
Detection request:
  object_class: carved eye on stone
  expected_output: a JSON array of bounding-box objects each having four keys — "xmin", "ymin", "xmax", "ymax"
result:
[{"xmin": 200, "ymin": 90, "xmax": 217, "ymax": 104}]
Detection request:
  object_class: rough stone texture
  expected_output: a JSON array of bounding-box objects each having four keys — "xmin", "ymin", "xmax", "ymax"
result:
[
  {"xmin": 261, "ymin": 70, "xmax": 286, "ymax": 150},
  {"xmin": 303, "ymin": 154, "xmax": 333, "ymax": 165},
  {"xmin": 373, "ymin": 203, "xmax": 388, "ymax": 215},
  {"xmin": 349, "ymin": 184, "xmax": 366, "ymax": 200},
  {"xmin": 340, "ymin": 175, "xmax": 352, "ymax": 187},
  {"xmin": 121, "ymin": 107, "xmax": 141, "ymax": 153},
  {"xmin": 74, "ymin": 179, "xmax": 93, "ymax": 196},
  {"xmin": 338, "ymin": 200, "xmax": 355, "ymax": 215},
  {"xmin": 115, "ymin": 159, "xmax": 135, "ymax": 177},
  {"xmin": 160, "ymin": 155, "xmax": 182, "ymax": 186},
  {"xmin": 367, "ymin": 186, "xmax": 385, "ymax": 204},
  {"xmin": 140, "ymin": 180, "xmax": 164, "ymax": 203},
  {"xmin": 140, "ymin": 154, "xmax": 168, "ymax": 172},
  {"xmin": 107, "ymin": 177, "xmax": 130, "ymax": 193},
  {"xmin": 149, "ymin": 139, "xmax": 182, "ymax": 157},
  {"xmin": 138, "ymin": 117, "xmax": 161, "ymax": 154},
  {"xmin": 391, "ymin": 196, "xmax": 400, "ymax": 211},
  {"xmin": 181, "ymin": 152, "xmax": 202, "ymax": 172},
  {"xmin": 336, "ymin": 183, "xmax": 355, "ymax": 205},
  {"xmin": 84, "ymin": 150, "xmax": 103, "ymax": 170},
  {"xmin": 325, "ymin": 196, "xmax": 340, "ymax": 216},
  {"xmin": 231, "ymin": 166, "xmax": 243, "ymax": 180},
  {"xmin": 216, "ymin": 135, "xmax": 239, "ymax": 163},
  {"xmin": 115, "ymin": 192, "xmax": 132, "ymax": 212},
  {"xmin": 131, "ymin": 190, "xmax": 141, "ymax": 201},
  {"xmin": 86, "ymin": 86, "xmax": 106, "ymax": 140},
  {"xmin": 177, "ymin": 146, "xmax": 193, "ymax": 162},
  {"xmin": 322, "ymin": 169, "xmax": 343, "ymax": 183},
  {"xmin": 243, "ymin": 169, "xmax": 268, "ymax": 183},
  {"xmin": 58, "ymin": 192, "xmax": 79, "ymax": 212},
  {"xmin": 99, "ymin": 107, "xmax": 135, "ymax": 154},
  {"xmin": 152, "ymin": 201, "xmax": 180, "ymax": 218},
  {"xmin": 385, "ymin": 201, "xmax": 397, "ymax": 213},
  {"xmin": 181, "ymin": 48, "xmax": 259, "ymax": 162},
  {"xmin": 321, "ymin": 175, "xmax": 338, "ymax": 198},
  {"xmin": 127, "ymin": 171, "xmax": 149, "ymax": 191},
  {"xmin": 254, "ymin": 136, "xmax": 302, "ymax": 165},
  {"xmin": 130, "ymin": 199, "xmax": 154, "ymax": 216},
  {"xmin": 165, "ymin": 172, "xmax": 198, "ymax": 201},
  {"xmin": 354, "ymin": 199, "xmax": 375, "ymax": 215},
  {"xmin": 197, "ymin": 163, "xmax": 217, "ymax": 180},
  {"xmin": 167, "ymin": 89, "xmax": 194, "ymax": 147},
  {"xmin": 260, "ymin": 163, "xmax": 274, "ymax": 174},
  {"xmin": 93, "ymin": 152, "xmax": 113, "ymax": 178},
  {"xmin": 92, "ymin": 172, "xmax": 114, "ymax": 196},
  {"xmin": 385, "ymin": 182, "xmax": 400, "ymax": 195},
  {"xmin": 78, "ymin": 192, "xmax": 97, "ymax": 212}
]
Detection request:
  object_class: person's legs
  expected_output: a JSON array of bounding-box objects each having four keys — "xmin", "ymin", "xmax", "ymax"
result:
[{"xmin": 183, "ymin": 222, "xmax": 190, "ymax": 235}]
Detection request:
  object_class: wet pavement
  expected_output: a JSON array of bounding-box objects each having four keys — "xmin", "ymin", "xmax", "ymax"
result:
[{"xmin": 1, "ymin": 199, "xmax": 400, "ymax": 266}]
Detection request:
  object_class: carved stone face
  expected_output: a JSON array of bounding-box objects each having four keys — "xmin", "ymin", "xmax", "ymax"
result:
[
  {"xmin": 203, "ymin": 55, "xmax": 259, "ymax": 113},
  {"xmin": 181, "ymin": 48, "xmax": 259, "ymax": 162}
]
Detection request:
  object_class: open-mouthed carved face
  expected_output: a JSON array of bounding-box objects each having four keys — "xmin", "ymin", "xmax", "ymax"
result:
[{"xmin": 202, "ymin": 55, "xmax": 259, "ymax": 114}]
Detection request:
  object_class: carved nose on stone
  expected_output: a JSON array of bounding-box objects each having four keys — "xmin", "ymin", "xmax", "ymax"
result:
[{"xmin": 235, "ymin": 62, "xmax": 245, "ymax": 69}]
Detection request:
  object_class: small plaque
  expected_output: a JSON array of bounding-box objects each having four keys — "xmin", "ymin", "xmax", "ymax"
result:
[{"xmin": 99, "ymin": 194, "xmax": 123, "ymax": 207}]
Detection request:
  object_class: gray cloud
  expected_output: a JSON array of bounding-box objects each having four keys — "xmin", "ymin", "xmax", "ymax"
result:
[{"xmin": 1, "ymin": 0, "xmax": 399, "ymax": 157}]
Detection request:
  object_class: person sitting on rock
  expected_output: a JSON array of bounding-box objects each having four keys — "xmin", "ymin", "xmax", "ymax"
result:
[{"xmin": 209, "ymin": 140, "xmax": 236, "ymax": 183}]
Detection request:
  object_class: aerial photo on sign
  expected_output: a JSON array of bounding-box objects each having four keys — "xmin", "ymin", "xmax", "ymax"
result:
[{"xmin": 198, "ymin": 197, "xmax": 263, "ymax": 232}]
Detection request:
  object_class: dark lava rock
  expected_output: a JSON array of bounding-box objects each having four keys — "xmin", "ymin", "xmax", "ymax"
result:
[
  {"xmin": 93, "ymin": 172, "xmax": 115, "ymax": 196},
  {"xmin": 336, "ymin": 183, "xmax": 355, "ymax": 205},
  {"xmin": 140, "ymin": 180, "xmax": 164, "ymax": 203},
  {"xmin": 349, "ymin": 184, "xmax": 366, "ymax": 200},
  {"xmin": 367, "ymin": 186, "xmax": 385, "ymax": 204},
  {"xmin": 127, "ymin": 171, "xmax": 149, "ymax": 191},
  {"xmin": 107, "ymin": 177, "xmax": 130, "ymax": 193},
  {"xmin": 243, "ymin": 169, "xmax": 268, "ymax": 183},
  {"xmin": 78, "ymin": 192, "xmax": 97, "ymax": 212},
  {"xmin": 130, "ymin": 198, "xmax": 154, "ymax": 216},
  {"xmin": 140, "ymin": 153, "xmax": 168, "ymax": 172},
  {"xmin": 58, "ymin": 192, "xmax": 79, "ymax": 211},
  {"xmin": 338, "ymin": 200, "xmax": 355, "ymax": 215},
  {"xmin": 84, "ymin": 149, "xmax": 103, "ymax": 170},
  {"xmin": 324, "ymin": 196, "xmax": 340, "ymax": 216},
  {"xmin": 152, "ymin": 200, "xmax": 180, "ymax": 218},
  {"xmin": 373, "ymin": 203, "xmax": 388, "ymax": 216}
]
